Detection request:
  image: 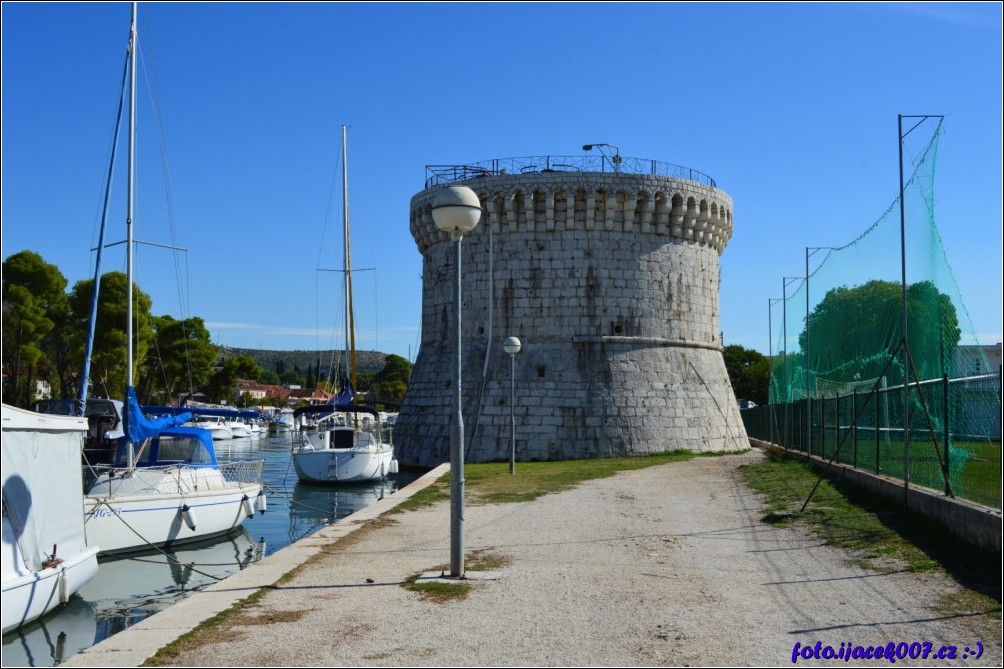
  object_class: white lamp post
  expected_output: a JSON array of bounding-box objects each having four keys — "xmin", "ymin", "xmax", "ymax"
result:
[
  {"xmin": 431, "ymin": 185, "xmax": 481, "ymax": 579},
  {"xmin": 502, "ymin": 336, "xmax": 522, "ymax": 474}
]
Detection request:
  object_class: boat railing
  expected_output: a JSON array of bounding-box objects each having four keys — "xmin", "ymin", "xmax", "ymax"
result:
[{"xmin": 218, "ymin": 459, "xmax": 264, "ymax": 486}]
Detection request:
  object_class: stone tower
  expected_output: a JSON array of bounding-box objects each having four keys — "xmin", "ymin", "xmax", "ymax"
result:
[{"xmin": 395, "ymin": 156, "xmax": 749, "ymax": 468}]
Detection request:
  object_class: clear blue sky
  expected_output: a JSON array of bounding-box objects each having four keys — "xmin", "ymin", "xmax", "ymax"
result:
[{"xmin": 3, "ymin": 2, "xmax": 1001, "ymax": 362}]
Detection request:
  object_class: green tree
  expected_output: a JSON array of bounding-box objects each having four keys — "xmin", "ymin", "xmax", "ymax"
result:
[
  {"xmin": 722, "ymin": 345, "xmax": 770, "ymax": 406},
  {"xmin": 374, "ymin": 354, "xmax": 412, "ymax": 385},
  {"xmin": 798, "ymin": 279, "xmax": 960, "ymax": 387},
  {"xmin": 370, "ymin": 354, "xmax": 413, "ymax": 405},
  {"xmin": 258, "ymin": 369, "xmax": 280, "ymax": 385},
  {"xmin": 204, "ymin": 354, "xmax": 262, "ymax": 404},
  {"xmin": 2, "ymin": 251, "xmax": 69, "ymax": 406},
  {"xmin": 67, "ymin": 271, "xmax": 154, "ymax": 399},
  {"xmin": 139, "ymin": 315, "xmax": 217, "ymax": 404},
  {"xmin": 280, "ymin": 369, "xmax": 304, "ymax": 387},
  {"xmin": 43, "ymin": 294, "xmax": 78, "ymax": 400}
]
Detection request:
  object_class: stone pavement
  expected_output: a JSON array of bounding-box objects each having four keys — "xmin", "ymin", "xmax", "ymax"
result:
[{"xmin": 63, "ymin": 450, "xmax": 1001, "ymax": 667}]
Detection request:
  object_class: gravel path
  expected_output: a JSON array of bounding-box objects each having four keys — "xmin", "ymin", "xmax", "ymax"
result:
[{"xmin": 146, "ymin": 449, "xmax": 1002, "ymax": 666}]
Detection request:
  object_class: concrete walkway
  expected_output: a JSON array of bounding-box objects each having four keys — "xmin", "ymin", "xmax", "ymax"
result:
[{"xmin": 63, "ymin": 449, "xmax": 1001, "ymax": 667}]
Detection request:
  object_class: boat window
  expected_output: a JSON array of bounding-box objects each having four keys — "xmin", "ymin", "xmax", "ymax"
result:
[
  {"xmin": 334, "ymin": 428, "xmax": 355, "ymax": 449},
  {"xmin": 85, "ymin": 400, "xmax": 118, "ymax": 418},
  {"xmin": 156, "ymin": 435, "xmax": 214, "ymax": 465},
  {"xmin": 112, "ymin": 439, "xmax": 152, "ymax": 467},
  {"xmin": 32, "ymin": 399, "xmax": 75, "ymax": 415}
]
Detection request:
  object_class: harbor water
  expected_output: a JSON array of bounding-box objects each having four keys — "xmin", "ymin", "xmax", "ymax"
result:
[{"xmin": 2, "ymin": 432, "xmax": 422, "ymax": 667}]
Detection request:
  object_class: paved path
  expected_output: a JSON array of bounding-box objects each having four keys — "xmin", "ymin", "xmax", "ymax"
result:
[{"xmin": 64, "ymin": 449, "xmax": 1001, "ymax": 667}]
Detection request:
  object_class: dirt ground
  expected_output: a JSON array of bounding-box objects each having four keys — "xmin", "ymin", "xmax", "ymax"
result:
[{"xmin": 142, "ymin": 449, "xmax": 1004, "ymax": 666}]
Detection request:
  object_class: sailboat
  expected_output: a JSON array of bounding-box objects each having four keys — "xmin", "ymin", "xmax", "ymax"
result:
[
  {"xmin": 81, "ymin": 3, "xmax": 265, "ymax": 555},
  {"xmin": 291, "ymin": 125, "xmax": 398, "ymax": 483}
]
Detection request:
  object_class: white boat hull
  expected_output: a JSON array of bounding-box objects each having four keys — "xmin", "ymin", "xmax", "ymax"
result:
[
  {"xmin": 1, "ymin": 532, "xmax": 99, "ymax": 635},
  {"xmin": 2, "ymin": 404, "xmax": 99, "ymax": 635},
  {"xmin": 209, "ymin": 426, "xmax": 233, "ymax": 440},
  {"xmin": 84, "ymin": 486, "xmax": 261, "ymax": 555},
  {"xmin": 292, "ymin": 448, "xmax": 395, "ymax": 483},
  {"xmin": 228, "ymin": 425, "xmax": 252, "ymax": 439},
  {"xmin": 84, "ymin": 466, "xmax": 263, "ymax": 555}
]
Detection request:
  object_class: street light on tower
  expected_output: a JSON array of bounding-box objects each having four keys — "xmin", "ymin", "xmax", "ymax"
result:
[
  {"xmin": 582, "ymin": 143, "xmax": 623, "ymax": 171},
  {"xmin": 431, "ymin": 185, "xmax": 482, "ymax": 579}
]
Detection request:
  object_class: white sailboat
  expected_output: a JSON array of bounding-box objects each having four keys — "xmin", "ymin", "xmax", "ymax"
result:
[
  {"xmin": 291, "ymin": 125, "xmax": 398, "ymax": 484},
  {"xmin": 2, "ymin": 405, "xmax": 101, "ymax": 634},
  {"xmin": 81, "ymin": 3, "xmax": 265, "ymax": 555}
]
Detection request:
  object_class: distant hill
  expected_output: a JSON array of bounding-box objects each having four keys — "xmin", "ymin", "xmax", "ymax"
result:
[{"xmin": 218, "ymin": 347, "xmax": 389, "ymax": 378}]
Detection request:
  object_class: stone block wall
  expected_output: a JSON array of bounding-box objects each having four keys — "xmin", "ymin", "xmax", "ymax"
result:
[{"xmin": 395, "ymin": 171, "xmax": 749, "ymax": 467}]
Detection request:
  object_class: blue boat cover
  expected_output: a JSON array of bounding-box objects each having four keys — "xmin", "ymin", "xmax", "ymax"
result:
[
  {"xmin": 331, "ymin": 378, "xmax": 355, "ymax": 408},
  {"xmin": 124, "ymin": 386, "xmax": 193, "ymax": 443}
]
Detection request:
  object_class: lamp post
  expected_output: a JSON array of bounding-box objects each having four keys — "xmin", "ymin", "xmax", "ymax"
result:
[
  {"xmin": 582, "ymin": 143, "xmax": 622, "ymax": 172},
  {"xmin": 502, "ymin": 336, "xmax": 522, "ymax": 474},
  {"xmin": 431, "ymin": 185, "xmax": 482, "ymax": 579}
]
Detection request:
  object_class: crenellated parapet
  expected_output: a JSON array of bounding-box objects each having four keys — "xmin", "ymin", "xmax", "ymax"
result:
[{"xmin": 409, "ymin": 173, "xmax": 734, "ymax": 255}]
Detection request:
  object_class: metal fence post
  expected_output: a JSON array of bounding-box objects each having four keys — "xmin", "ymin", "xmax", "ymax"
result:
[
  {"xmin": 942, "ymin": 373, "xmax": 950, "ymax": 496},
  {"xmin": 852, "ymin": 389, "xmax": 858, "ymax": 469},
  {"xmin": 875, "ymin": 385, "xmax": 881, "ymax": 474}
]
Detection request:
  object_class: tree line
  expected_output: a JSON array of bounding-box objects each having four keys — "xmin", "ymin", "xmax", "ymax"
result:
[{"xmin": 2, "ymin": 250, "xmax": 412, "ymax": 409}]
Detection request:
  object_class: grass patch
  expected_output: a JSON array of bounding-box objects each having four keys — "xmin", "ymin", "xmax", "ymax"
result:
[
  {"xmin": 385, "ymin": 479, "xmax": 450, "ymax": 514},
  {"xmin": 401, "ymin": 548, "xmax": 511, "ymax": 603},
  {"xmin": 467, "ymin": 547, "xmax": 511, "ymax": 571},
  {"xmin": 394, "ymin": 450, "xmax": 739, "ymax": 513},
  {"xmin": 740, "ymin": 452, "xmax": 1001, "ymax": 615},
  {"xmin": 401, "ymin": 573, "xmax": 473, "ymax": 602}
]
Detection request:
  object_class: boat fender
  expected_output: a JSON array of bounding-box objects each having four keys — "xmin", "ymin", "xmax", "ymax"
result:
[
  {"xmin": 58, "ymin": 569, "xmax": 70, "ymax": 603},
  {"xmin": 390, "ymin": 459, "xmax": 399, "ymax": 474},
  {"xmin": 256, "ymin": 491, "xmax": 267, "ymax": 514},
  {"xmin": 181, "ymin": 504, "xmax": 197, "ymax": 531},
  {"xmin": 242, "ymin": 495, "xmax": 255, "ymax": 518}
]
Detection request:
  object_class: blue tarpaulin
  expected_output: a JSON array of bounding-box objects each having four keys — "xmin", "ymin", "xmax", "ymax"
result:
[{"xmin": 123, "ymin": 386, "xmax": 193, "ymax": 443}]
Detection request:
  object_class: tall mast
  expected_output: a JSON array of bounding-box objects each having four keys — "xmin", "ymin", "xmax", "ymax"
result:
[
  {"xmin": 126, "ymin": 1, "xmax": 137, "ymax": 391},
  {"xmin": 341, "ymin": 124, "xmax": 357, "ymax": 389},
  {"xmin": 123, "ymin": 1, "xmax": 138, "ymax": 468}
]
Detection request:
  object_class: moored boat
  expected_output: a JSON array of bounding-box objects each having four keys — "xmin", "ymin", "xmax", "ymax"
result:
[
  {"xmin": 190, "ymin": 415, "xmax": 234, "ymax": 441},
  {"xmin": 83, "ymin": 418, "xmax": 265, "ymax": 555},
  {"xmin": 292, "ymin": 404, "xmax": 397, "ymax": 483},
  {"xmin": 2, "ymin": 405, "xmax": 100, "ymax": 634},
  {"xmin": 78, "ymin": 4, "xmax": 265, "ymax": 557},
  {"xmin": 289, "ymin": 124, "xmax": 398, "ymax": 484}
]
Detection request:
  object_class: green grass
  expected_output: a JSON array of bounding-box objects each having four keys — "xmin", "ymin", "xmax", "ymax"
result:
[
  {"xmin": 807, "ymin": 436, "xmax": 1002, "ymax": 508},
  {"xmin": 391, "ymin": 450, "xmax": 726, "ymax": 514},
  {"xmin": 401, "ymin": 549, "xmax": 511, "ymax": 602},
  {"xmin": 740, "ymin": 452, "xmax": 1001, "ymax": 616}
]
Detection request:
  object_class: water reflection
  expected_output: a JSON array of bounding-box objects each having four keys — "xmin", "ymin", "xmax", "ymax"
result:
[
  {"xmin": 2, "ymin": 433, "xmax": 423, "ymax": 666},
  {"xmin": 1, "ymin": 597, "xmax": 95, "ymax": 668},
  {"xmin": 288, "ymin": 479, "xmax": 397, "ymax": 539}
]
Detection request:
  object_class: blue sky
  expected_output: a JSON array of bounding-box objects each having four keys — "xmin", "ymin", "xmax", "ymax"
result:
[{"xmin": 3, "ymin": 2, "xmax": 1001, "ymax": 362}]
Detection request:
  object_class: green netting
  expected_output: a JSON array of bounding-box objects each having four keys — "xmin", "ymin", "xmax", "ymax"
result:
[{"xmin": 755, "ymin": 119, "xmax": 1002, "ymax": 508}]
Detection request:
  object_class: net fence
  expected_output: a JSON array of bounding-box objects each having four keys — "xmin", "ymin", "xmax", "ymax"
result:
[{"xmin": 749, "ymin": 119, "xmax": 1001, "ymax": 508}]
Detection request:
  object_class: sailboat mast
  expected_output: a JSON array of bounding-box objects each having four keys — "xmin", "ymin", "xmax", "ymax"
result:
[
  {"xmin": 126, "ymin": 1, "xmax": 137, "ymax": 390},
  {"xmin": 341, "ymin": 124, "xmax": 357, "ymax": 389}
]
